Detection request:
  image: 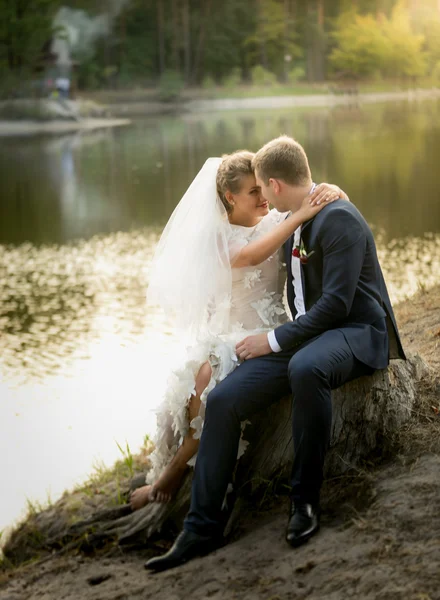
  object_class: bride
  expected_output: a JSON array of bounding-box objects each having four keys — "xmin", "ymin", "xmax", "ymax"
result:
[{"xmin": 130, "ymin": 151, "xmax": 346, "ymax": 509}]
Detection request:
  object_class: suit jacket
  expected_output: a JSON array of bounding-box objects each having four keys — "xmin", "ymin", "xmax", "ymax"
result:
[{"xmin": 276, "ymin": 199, "xmax": 405, "ymax": 370}]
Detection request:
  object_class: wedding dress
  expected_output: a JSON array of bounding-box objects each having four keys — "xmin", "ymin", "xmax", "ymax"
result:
[{"xmin": 146, "ymin": 208, "xmax": 288, "ymax": 484}]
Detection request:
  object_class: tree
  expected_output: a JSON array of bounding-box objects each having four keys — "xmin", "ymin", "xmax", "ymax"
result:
[
  {"xmin": 0, "ymin": 0, "xmax": 60, "ymax": 74},
  {"xmin": 329, "ymin": 9, "xmax": 390, "ymax": 78},
  {"xmin": 381, "ymin": 2, "xmax": 427, "ymax": 78},
  {"xmin": 305, "ymin": 0, "xmax": 326, "ymax": 82},
  {"xmin": 245, "ymin": 0, "xmax": 302, "ymax": 80},
  {"xmin": 329, "ymin": 2, "xmax": 427, "ymax": 80}
]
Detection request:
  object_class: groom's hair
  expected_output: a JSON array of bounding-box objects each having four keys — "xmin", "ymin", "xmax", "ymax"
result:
[{"xmin": 252, "ymin": 135, "xmax": 311, "ymax": 186}]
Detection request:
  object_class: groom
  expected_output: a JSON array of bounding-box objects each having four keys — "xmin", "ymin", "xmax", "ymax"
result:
[{"xmin": 145, "ymin": 135, "xmax": 405, "ymax": 572}]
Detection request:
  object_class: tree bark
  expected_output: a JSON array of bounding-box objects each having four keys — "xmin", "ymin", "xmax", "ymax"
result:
[
  {"xmin": 283, "ymin": 0, "xmax": 290, "ymax": 83},
  {"xmin": 157, "ymin": 0, "xmax": 166, "ymax": 75},
  {"xmin": 182, "ymin": 0, "xmax": 191, "ymax": 84},
  {"xmin": 191, "ymin": 0, "xmax": 213, "ymax": 83},
  {"xmin": 171, "ymin": 0, "xmax": 180, "ymax": 72},
  {"xmin": 258, "ymin": 0, "xmax": 268, "ymax": 70}
]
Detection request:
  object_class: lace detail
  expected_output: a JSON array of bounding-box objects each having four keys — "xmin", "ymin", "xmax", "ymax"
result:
[
  {"xmin": 243, "ymin": 269, "xmax": 262, "ymax": 289},
  {"xmin": 251, "ymin": 291, "xmax": 286, "ymax": 327}
]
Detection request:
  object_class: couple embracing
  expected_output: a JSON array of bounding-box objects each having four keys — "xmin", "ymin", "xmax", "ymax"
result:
[{"xmin": 132, "ymin": 136, "xmax": 404, "ymax": 572}]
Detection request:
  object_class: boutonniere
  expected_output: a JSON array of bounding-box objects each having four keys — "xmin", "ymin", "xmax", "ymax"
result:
[{"xmin": 292, "ymin": 239, "xmax": 315, "ymax": 265}]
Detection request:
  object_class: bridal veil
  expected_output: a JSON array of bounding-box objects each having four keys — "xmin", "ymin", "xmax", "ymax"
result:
[{"xmin": 147, "ymin": 157, "xmax": 233, "ymax": 339}]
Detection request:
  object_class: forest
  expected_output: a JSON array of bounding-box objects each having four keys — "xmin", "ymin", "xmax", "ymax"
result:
[{"xmin": 1, "ymin": 0, "xmax": 440, "ymax": 93}]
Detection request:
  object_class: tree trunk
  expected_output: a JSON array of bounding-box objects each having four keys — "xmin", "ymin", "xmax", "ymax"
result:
[
  {"xmin": 283, "ymin": 0, "xmax": 290, "ymax": 83},
  {"xmin": 306, "ymin": 0, "xmax": 326, "ymax": 82},
  {"xmin": 191, "ymin": 0, "xmax": 213, "ymax": 83},
  {"xmin": 157, "ymin": 0, "xmax": 166, "ymax": 75},
  {"xmin": 119, "ymin": 356, "xmax": 429, "ymax": 545},
  {"xmin": 306, "ymin": 2, "xmax": 315, "ymax": 82},
  {"xmin": 182, "ymin": 0, "xmax": 191, "ymax": 84},
  {"xmin": 171, "ymin": 0, "xmax": 180, "ymax": 73},
  {"xmin": 258, "ymin": 0, "xmax": 268, "ymax": 70},
  {"xmin": 4, "ymin": 355, "xmax": 428, "ymax": 564}
]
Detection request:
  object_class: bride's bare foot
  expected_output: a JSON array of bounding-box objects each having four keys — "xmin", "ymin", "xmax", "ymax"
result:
[
  {"xmin": 130, "ymin": 485, "xmax": 155, "ymax": 510},
  {"xmin": 130, "ymin": 459, "xmax": 188, "ymax": 510},
  {"xmin": 150, "ymin": 459, "xmax": 188, "ymax": 504}
]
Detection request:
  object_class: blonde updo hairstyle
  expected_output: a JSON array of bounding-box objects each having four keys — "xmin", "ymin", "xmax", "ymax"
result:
[{"xmin": 216, "ymin": 150, "xmax": 255, "ymax": 215}]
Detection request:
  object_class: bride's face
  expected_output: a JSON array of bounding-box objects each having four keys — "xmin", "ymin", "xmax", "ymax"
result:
[{"xmin": 227, "ymin": 174, "xmax": 269, "ymax": 224}]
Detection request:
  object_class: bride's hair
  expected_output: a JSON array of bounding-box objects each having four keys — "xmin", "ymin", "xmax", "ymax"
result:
[{"xmin": 216, "ymin": 150, "xmax": 255, "ymax": 215}]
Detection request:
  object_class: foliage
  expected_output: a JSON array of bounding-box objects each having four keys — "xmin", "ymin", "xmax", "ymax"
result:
[
  {"xmin": 158, "ymin": 69, "xmax": 184, "ymax": 102},
  {"xmin": 432, "ymin": 61, "xmax": 440, "ymax": 82},
  {"xmin": 250, "ymin": 64, "xmax": 277, "ymax": 86},
  {"xmin": 287, "ymin": 65, "xmax": 306, "ymax": 84},
  {"xmin": 1, "ymin": 0, "xmax": 440, "ymax": 92},
  {"xmin": 329, "ymin": 3, "xmax": 428, "ymax": 80},
  {"xmin": 382, "ymin": 2, "xmax": 427, "ymax": 78},
  {"xmin": 0, "ymin": 0, "xmax": 61, "ymax": 94},
  {"xmin": 201, "ymin": 74, "xmax": 216, "ymax": 89},
  {"xmin": 222, "ymin": 67, "xmax": 242, "ymax": 88},
  {"xmin": 244, "ymin": 0, "xmax": 302, "ymax": 80}
]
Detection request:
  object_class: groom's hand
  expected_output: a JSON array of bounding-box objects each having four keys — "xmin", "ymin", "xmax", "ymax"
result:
[{"xmin": 236, "ymin": 333, "xmax": 272, "ymax": 361}]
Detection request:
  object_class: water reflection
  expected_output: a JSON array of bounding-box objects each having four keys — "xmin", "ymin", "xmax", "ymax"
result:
[{"xmin": 1, "ymin": 100, "xmax": 440, "ymax": 246}]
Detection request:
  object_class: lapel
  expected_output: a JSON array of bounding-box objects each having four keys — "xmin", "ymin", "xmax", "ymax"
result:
[
  {"xmin": 297, "ymin": 216, "xmax": 316, "ymax": 309},
  {"xmin": 300, "ymin": 216, "xmax": 315, "ymax": 236}
]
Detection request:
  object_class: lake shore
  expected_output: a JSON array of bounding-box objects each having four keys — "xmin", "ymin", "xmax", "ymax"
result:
[
  {"xmin": 89, "ymin": 86, "xmax": 440, "ymax": 117},
  {"xmin": 0, "ymin": 118, "xmax": 131, "ymax": 137},
  {"xmin": 1, "ymin": 87, "xmax": 439, "ymax": 136},
  {"xmin": 1, "ymin": 284, "xmax": 439, "ymax": 600},
  {"xmin": 0, "ymin": 98, "xmax": 131, "ymax": 136}
]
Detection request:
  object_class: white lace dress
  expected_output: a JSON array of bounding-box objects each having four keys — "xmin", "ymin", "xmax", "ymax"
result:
[{"xmin": 146, "ymin": 210, "xmax": 288, "ymax": 483}]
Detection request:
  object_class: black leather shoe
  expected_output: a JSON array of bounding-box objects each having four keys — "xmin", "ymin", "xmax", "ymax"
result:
[
  {"xmin": 144, "ymin": 530, "xmax": 224, "ymax": 572},
  {"xmin": 286, "ymin": 502, "xmax": 320, "ymax": 548}
]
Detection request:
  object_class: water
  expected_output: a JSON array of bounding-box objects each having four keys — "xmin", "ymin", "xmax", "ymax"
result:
[{"xmin": 1, "ymin": 100, "xmax": 440, "ymax": 534}]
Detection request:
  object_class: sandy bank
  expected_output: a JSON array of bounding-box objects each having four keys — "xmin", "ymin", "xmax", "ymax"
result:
[
  {"xmin": 0, "ymin": 118, "xmax": 131, "ymax": 137},
  {"xmin": 187, "ymin": 88, "xmax": 440, "ymax": 112},
  {"xmin": 101, "ymin": 87, "xmax": 440, "ymax": 117}
]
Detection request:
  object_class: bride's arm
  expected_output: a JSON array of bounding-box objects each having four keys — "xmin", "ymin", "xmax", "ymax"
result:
[{"xmin": 232, "ymin": 190, "xmax": 338, "ymax": 269}]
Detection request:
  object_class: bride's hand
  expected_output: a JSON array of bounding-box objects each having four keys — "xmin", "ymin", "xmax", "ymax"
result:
[
  {"xmin": 296, "ymin": 184, "xmax": 340, "ymax": 222},
  {"xmin": 309, "ymin": 183, "xmax": 349, "ymax": 207}
]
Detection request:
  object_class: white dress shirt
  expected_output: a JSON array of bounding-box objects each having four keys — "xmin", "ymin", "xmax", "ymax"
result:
[{"xmin": 267, "ymin": 183, "xmax": 317, "ymax": 353}]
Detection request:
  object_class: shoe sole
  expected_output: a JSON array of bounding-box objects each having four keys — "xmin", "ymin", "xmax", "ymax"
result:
[
  {"xmin": 286, "ymin": 524, "xmax": 320, "ymax": 548},
  {"xmin": 145, "ymin": 540, "xmax": 224, "ymax": 572}
]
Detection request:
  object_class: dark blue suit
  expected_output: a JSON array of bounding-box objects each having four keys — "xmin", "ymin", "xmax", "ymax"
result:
[{"xmin": 184, "ymin": 200, "xmax": 405, "ymax": 536}]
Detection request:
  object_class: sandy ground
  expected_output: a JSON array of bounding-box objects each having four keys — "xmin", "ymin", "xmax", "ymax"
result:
[
  {"xmin": 187, "ymin": 88, "xmax": 440, "ymax": 114},
  {"xmin": 2, "ymin": 89, "xmax": 440, "ymax": 127},
  {"xmin": 1, "ymin": 285, "xmax": 439, "ymax": 600},
  {"xmin": 0, "ymin": 118, "xmax": 131, "ymax": 137}
]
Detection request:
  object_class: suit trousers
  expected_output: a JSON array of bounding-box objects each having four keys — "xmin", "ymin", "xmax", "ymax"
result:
[{"xmin": 184, "ymin": 328, "xmax": 375, "ymax": 536}]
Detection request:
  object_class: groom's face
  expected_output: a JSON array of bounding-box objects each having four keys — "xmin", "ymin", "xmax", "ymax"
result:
[
  {"xmin": 255, "ymin": 172, "xmax": 277, "ymax": 207},
  {"xmin": 255, "ymin": 172, "xmax": 292, "ymax": 212},
  {"xmin": 256, "ymin": 171, "xmax": 308, "ymax": 213}
]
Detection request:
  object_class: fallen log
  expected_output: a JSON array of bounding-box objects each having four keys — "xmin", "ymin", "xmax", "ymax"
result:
[{"xmin": 115, "ymin": 355, "xmax": 429, "ymax": 545}]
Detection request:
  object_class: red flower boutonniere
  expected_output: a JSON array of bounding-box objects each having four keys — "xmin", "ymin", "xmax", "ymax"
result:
[{"xmin": 292, "ymin": 240, "xmax": 314, "ymax": 265}]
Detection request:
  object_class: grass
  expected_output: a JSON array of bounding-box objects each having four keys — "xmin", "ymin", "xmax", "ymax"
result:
[
  {"xmin": 115, "ymin": 439, "xmax": 135, "ymax": 477},
  {"xmin": 82, "ymin": 78, "xmax": 440, "ymax": 105},
  {"xmin": 24, "ymin": 492, "xmax": 53, "ymax": 519},
  {"xmin": 72, "ymin": 436, "xmax": 152, "ymax": 504}
]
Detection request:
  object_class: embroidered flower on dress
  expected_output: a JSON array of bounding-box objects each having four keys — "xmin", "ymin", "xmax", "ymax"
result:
[
  {"xmin": 243, "ymin": 269, "xmax": 262, "ymax": 289},
  {"xmin": 251, "ymin": 291, "xmax": 286, "ymax": 327},
  {"xmin": 207, "ymin": 293, "xmax": 232, "ymax": 335}
]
